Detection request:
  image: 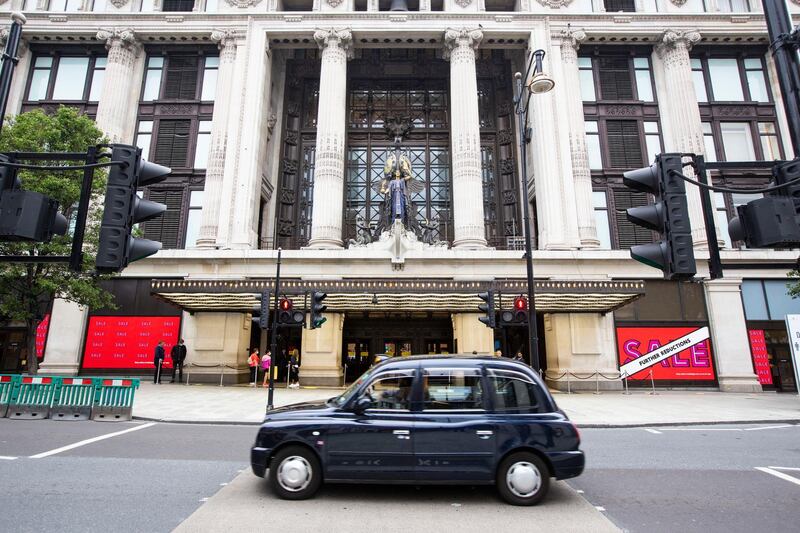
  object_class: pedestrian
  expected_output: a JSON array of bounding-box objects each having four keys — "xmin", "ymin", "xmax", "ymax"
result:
[
  {"xmin": 495, "ymin": 349, "xmax": 503, "ymax": 358},
  {"xmin": 170, "ymin": 339, "xmax": 187, "ymax": 384},
  {"xmin": 153, "ymin": 340, "xmax": 165, "ymax": 384},
  {"xmin": 471, "ymin": 350, "xmax": 478, "ymax": 355},
  {"xmin": 289, "ymin": 350, "xmax": 300, "ymax": 389},
  {"xmin": 514, "ymin": 351, "xmax": 524, "ymax": 363},
  {"xmin": 248, "ymin": 348, "xmax": 260, "ymax": 386},
  {"xmin": 261, "ymin": 350, "xmax": 272, "ymax": 388}
]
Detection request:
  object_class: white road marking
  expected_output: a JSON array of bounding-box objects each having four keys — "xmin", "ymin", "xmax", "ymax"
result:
[
  {"xmin": 595, "ymin": 506, "xmax": 606, "ymax": 512},
  {"xmin": 769, "ymin": 466, "xmax": 800, "ymax": 472},
  {"xmin": 576, "ymin": 489, "xmax": 585, "ymax": 494},
  {"xmin": 755, "ymin": 467, "xmax": 800, "ymax": 487},
  {"xmin": 744, "ymin": 425, "xmax": 793, "ymax": 431},
  {"xmin": 643, "ymin": 428, "xmax": 662, "ymax": 434},
  {"xmin": 29, "ymin": 422, "xmax": 157, "ymax": 459},
  {"xmin": 658, "ymin": 428, "xmax": 741, "ymax": 431},
  {"xmin": 0, "ymin": 456, "xmax": 17, "ymax": 460}
]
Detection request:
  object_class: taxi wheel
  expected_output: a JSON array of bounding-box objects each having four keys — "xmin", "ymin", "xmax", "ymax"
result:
[
  {"xmin": 268, "ymin": 446, "xmax": 322, "ymax": 500},
  {"xmin": 496, "ymin": 452, "xmax": 550, "ymax": 506}
]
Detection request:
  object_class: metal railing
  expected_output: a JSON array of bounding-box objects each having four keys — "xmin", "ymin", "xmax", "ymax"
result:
[{"xmin": 543, "ymin": 368, "xmax": 659, "ymax": 395}]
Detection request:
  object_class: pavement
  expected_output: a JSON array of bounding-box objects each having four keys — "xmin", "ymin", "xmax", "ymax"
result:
[{"xmin": 132, "ymin": 381, "xmax": 800, "ymax": 427}]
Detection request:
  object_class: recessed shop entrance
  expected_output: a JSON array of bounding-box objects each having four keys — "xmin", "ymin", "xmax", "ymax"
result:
[{"xmin": 342, "ymin": 313, "xmax": 453, "ymax": 383}]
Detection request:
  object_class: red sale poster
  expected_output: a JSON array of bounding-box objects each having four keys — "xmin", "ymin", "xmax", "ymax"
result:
[
  {"xmin": 617, "ymin": 326, "xmax": 716, "ymax": 381},
  {"xmin": 82, "ymin": 316, "xmax": 181, "ymax": 370},
  {"xmin": 748, "ymin": 329, "xmax": 773, "ymax": 385},
  {"xmin": 36, "ymin": 314, "xmax": 50, "ymax": 359}
]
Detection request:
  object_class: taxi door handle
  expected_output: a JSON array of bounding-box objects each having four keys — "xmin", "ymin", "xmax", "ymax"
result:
[
  {"xmin": 476, "ymin": 430, "xmax": 493, "ymax": 439},
  {"xmin": 393, "ymin": 429, "xmax": 411, "ymax": 440}
]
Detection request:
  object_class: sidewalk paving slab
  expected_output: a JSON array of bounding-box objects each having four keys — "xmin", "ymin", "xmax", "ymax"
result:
[{"xmin": 132, "ymin": 382, "xmax": 800, "ymax": 427}]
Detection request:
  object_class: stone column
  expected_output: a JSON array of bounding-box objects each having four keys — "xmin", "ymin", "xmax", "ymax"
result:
[
  {"xmin": 704, "ymin": 280, "xmax": 762, "ymax": 392},
  {"xmin": 445, "ymin": 28, "xmax": 487, "ymax": 249},
  {"xmin": 39, "ymin": 300, "xmax": 88, "ymax": 375},
  {"xmin": 195, "ymin": 30, "xmax": 239, "ymax": 249},
  {"xmin": 654, "ymin": 30, "xmax": 717, "ymax": 248},
  {"xmin": 95, "ymin": 29, "xmax": 141, "ymax": 142},
  {"xmin": 452, "ymin": 313, "xmax": 494, "ymax": 354},
  {"xmin": 307, "ymin": 28, "xmax": 352, "ymax": 249},
  {"xmin": 300, "ymin": 312, "xmax": 344, "ymax": 386},
  {"xmin": 560, "ymin": 29, "xmax": 599, "ymax": 248}
]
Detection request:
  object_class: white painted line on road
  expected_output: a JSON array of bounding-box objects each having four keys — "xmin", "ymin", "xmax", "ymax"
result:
[
  {"xmin": 595, "ymin": 506, "xmax": 606, "ymax": 512},
  {"xmin": 769, "ymin": 466, "xmax": 800, "ymax": 472},
  {"xmin": 0, "ymin": 456, "xmax": 17, "ymax": 460},
  {"xmin": 755, "ymin": 467, "xmax": 800, "ymax": 487},
  {"xmin": 659, "ymin": 428, "xmax": 742, "ymax": 431},
  {"xmin": 576, "ymin": 489, "xmax": 585, "ymax": 494},
  {"xmin": 29, "ymin": 422, "xmax": 158, "ymax": 459},
  {"xmin": 643, "ymin": 428, "xmax": 662, "ymax": 434},
  {"xmin": 744, "ymin": 425, "xmax": 793, "ymax": 431}
]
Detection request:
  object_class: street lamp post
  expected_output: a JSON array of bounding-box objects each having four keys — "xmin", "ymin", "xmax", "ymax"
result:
[{"xmin": 513, "ymin": 49, "xmax": 554, "ymax": 373}]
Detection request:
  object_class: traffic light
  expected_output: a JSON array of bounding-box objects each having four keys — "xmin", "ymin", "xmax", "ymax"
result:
[
  {"xmin": 623, "ymin": 153, "xmax": 696, "ymax": 280},
  {"xmin": 255, "ymin": 290, "xmax": 271, "ymax": 330},
  {"xmin": 477, "ymin": 291, "xmax": 496, "ymax": 328},
  {"xmin": 499, "ymin": 296, "xmax": 528, "ymax": 327},
  {"xmin": 95, "ymin": 144, "xmax": 171, "ymax": 273},
  {"xmin": 277, "ymin": 298, "xmax": 305, "ymax": 326},
  {"xmin": 310, "ymin": 291, "xmax": 327, "ymax": 329},
  {"xmin": 727, "ymin": 158, "xmax": 800, "ymax": 248},
  {"xmin": 0, "ymin": 154, "xmax": 68, "ymax": 242}
]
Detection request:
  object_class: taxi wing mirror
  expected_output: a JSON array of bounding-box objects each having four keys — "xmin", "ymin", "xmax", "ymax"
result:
[{"xmin": 353, "ymin": 396, "xmax": 371, "ymax": 414}]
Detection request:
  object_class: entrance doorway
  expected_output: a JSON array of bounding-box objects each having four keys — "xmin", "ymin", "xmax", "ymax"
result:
[
  {"xmin": 0, "ymin": 329, "xmax": 26, "ymax": 373},
  {"xmin": 342, "ymin": 313, "xmax": 453, "ymax": 383},
  {"xmin": 764, "ymin": 328, "xmax": 797, "ymax": 392}
]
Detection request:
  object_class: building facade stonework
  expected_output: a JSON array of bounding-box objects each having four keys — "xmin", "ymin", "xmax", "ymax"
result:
[{"xmin": 1, "ymin": 1, "xmax": 799, "ymax": 393}]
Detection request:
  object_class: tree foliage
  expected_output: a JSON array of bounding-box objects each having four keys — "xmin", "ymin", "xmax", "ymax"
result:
[{"xmin": 0, "ymin": 107, "xmax": 115, "ymax": 373}]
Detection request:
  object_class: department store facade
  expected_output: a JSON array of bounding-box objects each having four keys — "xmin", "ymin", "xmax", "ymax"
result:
[{"xmin": 1, "ymin": 0, "xmax": 798, "ymax": 391}]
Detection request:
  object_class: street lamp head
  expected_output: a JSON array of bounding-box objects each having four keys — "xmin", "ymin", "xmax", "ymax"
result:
[
  {"xmin": 514, "ymin": 71, "xmax": 523, "ymax": 80},
  {"xmin": 528, "ymin": 72, "xmax": 555, "ymax": 94}
]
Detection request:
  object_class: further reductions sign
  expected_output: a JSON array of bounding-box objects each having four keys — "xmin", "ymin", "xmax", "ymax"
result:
[
  {"xmin": 617, "ymin": 326, "xmax": 715, "ymax": 381},
  {"xmin": 83, "ymin": 316, "xmax": 180, "ymax": 369}
]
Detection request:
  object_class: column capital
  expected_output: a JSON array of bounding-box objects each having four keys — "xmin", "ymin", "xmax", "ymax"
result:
[
  {"xmin": 314, "ymin": 28, "xmax": 353, "ymax": 59},
  {"xmin": 655, "ymin": 29, "xmax": 701, "ymax": 58},
  {"xmin": 211, "ymin": 29, "xmax": 242, "ymax": 50},
  {"xmin": 443, "ymin": 27, "xmax": 482, "ymax": 59},
  {"xmin": 96, "ymin": 28, "xmax": 140, "ymax": 53},
  {"xmin": 558, "ymin": 28, "xmax": 587, "ymax": 51}
]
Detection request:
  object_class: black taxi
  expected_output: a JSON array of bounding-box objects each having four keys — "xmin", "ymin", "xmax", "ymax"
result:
[{"xmin": 251, "ymin": 355, "xmax": 584, "ymax": 505}]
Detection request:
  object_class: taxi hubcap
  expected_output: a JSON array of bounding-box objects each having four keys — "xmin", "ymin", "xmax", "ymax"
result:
[
  {"xmin": 277, "ymin": 456, "xmax": 312, "ymax": 492},
  {"xmin": 506, "ymin": 461, "xmax": 541, "ymax": 498}
]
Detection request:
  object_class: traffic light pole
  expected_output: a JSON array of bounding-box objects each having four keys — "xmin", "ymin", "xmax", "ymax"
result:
[
  {"xmin": 761, "ymin": 0, "xmax": 800, "ymax": 154},
  {"xmin": 266, "ymin": 247, "xmax": 282, "ymax": 412},
  {"xmin": 514, "ymin": 72, "xmax": 541, "ymax": 372},
  {"xmin": 693, "ymin": 156, "xmax": 724, "ymax": 280},
  {"xmin": 0, "ymin": 13, "xmax": 25, "ymax": 138}
]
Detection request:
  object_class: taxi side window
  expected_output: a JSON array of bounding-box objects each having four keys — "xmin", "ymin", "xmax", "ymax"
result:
[
  {"xmin": 422, "ymin": 368, "xmax": 483, "ymax": 410},
  {"xmin": 487, "ymin": 368, "xmax": 539, "ymax": 413},
  {"xmin": 361, "ymin": 372, "xmax": 414, "ymax": 410}
]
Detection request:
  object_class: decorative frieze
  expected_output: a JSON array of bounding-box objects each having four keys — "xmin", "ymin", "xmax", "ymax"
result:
[{"xmin": 536, "ymin": 0, "xmax": 573, "ymax": 7}]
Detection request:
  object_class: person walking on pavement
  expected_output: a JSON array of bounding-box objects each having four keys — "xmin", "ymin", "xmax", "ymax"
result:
[
  {"xmin": 248, "ymin": 348, "xmax": 260, "ymax": 386},
  {"xmin": 153, "ymin": 340, "xmax": 165, "ymax": 384},
  {"xmin": 514, "ymin": 351, "xmax": 525, "ymax": 363},
  {"xmin": 170, "ymin": 339, "xmax": 187, "ymax": 384},
  {"xmin": 289, "ymin": 350, "xmax": 300, "ymax": 389},
  {"xmin": 261, "ymin": 350, "xmax": 272, "ymax": 388}
]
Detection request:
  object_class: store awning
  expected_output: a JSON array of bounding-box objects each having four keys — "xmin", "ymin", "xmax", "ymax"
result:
[{"xmin": 151, "ymin": 278, "xmax": 645, "ymax": 314}]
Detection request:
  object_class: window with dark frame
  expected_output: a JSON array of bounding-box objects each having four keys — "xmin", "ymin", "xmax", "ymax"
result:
[
  {"xmin": 580, "ymin": 48, "xmax": 661, "ymax": 250},
  {"xmin": 604, "ymin": 0, "xmax": 636, "ymax": 12},
  {"xmin": 137, "ymin": 50, "xmax": 216, "ymax": 250},
  {"xmin": 23, "ymin": 50, "xmax": 107, "ymax": 115},
  {"xmin": 692, "ymin": 49, "xmax": 784, "ymax": 249}
]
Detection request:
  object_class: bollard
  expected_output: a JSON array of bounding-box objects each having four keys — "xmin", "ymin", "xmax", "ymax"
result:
[
  {"xmin": 219, "ymin": 362, "xmax": 224, "ymax": 387},
  {"xmin": 342, "ymin": 363, "xmax": 347, "ymax": 388},
  {"xmin": 648, "ymin": 370, "xmax": 658, "ymax": 395},
  {"xmin": 52, "ymin": 378, "xmax": 94, "ymax": 421},
  {"xmin": 566, "ymin": 370, "xmax": 571, "ymax": 394},
  {"xmin": 8, "ymin": 376, "xmax": 58, "ymax": 419},
  {"xmin": 623, "ymin": 374, "xmax": 631, "ymax": 395},
  {"xmin": 286, "ymin": 363, "xmax": 290, "ymax": 388},
  {"xmin": 92, "ymin": 378, "xmax": 140, "ymax": 421},
  {"xmin": 0, "ymin": 375, "xmax": 19, "ymax": 418},
  {"xmin": 593, "ymin": 371, "xmax": 601, "ymax": 395}
]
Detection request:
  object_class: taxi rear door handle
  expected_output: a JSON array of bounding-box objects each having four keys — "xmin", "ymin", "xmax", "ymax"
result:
[
  {"xmin": 393, "ymin": 429, "xmax": 410, "ymax": 440},
  {"xmin": 476, "ymin": 430, "xmax": 493, "ymax": 439}
]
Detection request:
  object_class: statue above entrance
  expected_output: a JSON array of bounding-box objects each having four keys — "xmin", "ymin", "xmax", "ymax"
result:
[{"xmin": 347, "ymin": 116, "xmax": 447, "ymax": 261}]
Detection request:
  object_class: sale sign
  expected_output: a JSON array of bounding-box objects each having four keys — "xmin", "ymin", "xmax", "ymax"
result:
[
  {"xmin": 36, "ymin": 314, "xmax": 50, "ymax": 359},
  {"xmin": 748, "ymin": 329, "xmax": 772, "ymax": 386},
  {"xmin": 617, "ymin": 326, "xmax": 716, "ymax": 381},
  {"xmin": 82, "ymin": 316, "xmax": 181, "ymax": 370}
]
